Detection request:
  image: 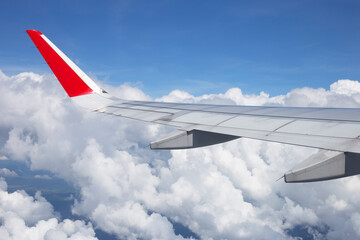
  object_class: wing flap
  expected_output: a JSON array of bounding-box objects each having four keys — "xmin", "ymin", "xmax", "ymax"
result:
[
  {"xmin": 171, "ymin": 112, "xmax": 235, "ymax": 125},
  {"xmin": 218, "ymin": 115, "xmax": 293, "ymax": 132},
  {"xmin": 278, "ymin": 120, "xmax": 360, "ymax": 138}
]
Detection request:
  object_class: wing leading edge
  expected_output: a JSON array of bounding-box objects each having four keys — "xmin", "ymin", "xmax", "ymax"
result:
[{"xmin": 26, "ymin": 30, "xmax": 360, "ymax": 183}]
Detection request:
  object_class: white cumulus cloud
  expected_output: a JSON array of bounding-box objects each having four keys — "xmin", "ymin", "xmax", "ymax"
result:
[
  {"xmin": 0, "ymin": 177, "xmax": 97, "ymax": 240},
  {"xmin": 2, "ymin": 69, "xmax": 360, "ymax": 239},
  {"xmin": 34, "ymin": 174, "xmax": 52, "ymax": 180},
  {"xmin": 0, "ymin": 168, "xmax": 17, "ymax": 177}
]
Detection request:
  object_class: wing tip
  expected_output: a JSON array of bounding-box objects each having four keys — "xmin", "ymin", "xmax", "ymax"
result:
[
  {"xmin": 26, "ymin": 29, "xmax": 112, "ymax": 99},
  {"xmin": 26, "ymin": 29, "xmax": 43, "ymax": 36}
]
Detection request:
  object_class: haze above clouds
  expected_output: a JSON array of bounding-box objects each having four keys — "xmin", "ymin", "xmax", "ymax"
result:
[{"xmin": 2, "ymin": 70, "xmax": 360, "ymax": 239}]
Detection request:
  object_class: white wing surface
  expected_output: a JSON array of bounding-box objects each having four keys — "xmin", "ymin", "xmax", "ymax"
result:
[{"xmin": 26, "ymin": 30, "xmax": 360, "ymax": 183}]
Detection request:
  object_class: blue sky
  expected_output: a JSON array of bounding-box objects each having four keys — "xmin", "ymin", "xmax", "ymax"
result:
[
  {"xmin": 1, "ymin": 0, "xmax": 360, "ymax": 97},
  {"xmin": 3, "ymin": 1, "xmax": 360, "ymax": 239}
]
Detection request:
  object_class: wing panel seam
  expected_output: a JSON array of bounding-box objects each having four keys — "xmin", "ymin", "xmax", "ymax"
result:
[{"xmin": 266, "ymin": 119, "xmax": 297, "ymax": 136}]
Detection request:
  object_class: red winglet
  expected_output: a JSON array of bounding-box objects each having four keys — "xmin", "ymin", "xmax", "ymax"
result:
[{"xmin": 26, "ymin": 30, "xmax": 94, "ymax": 97}]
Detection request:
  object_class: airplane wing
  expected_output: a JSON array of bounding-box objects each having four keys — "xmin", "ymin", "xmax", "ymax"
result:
[{"xmin": 26, "ymin": 30, "xmax": 360, "ymax": 183}]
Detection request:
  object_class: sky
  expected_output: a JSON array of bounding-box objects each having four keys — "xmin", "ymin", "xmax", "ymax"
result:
[
  {"xmin": 2, "ymin": 1, "xmax": 360, "ymax": 240},
  {"xmin": 1, "ymin": 0, "xmax": 360, "ymax": 97}
]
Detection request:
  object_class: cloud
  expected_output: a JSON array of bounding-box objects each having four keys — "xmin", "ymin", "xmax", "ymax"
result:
[
  {"xmin": 34, "ymin": 174, "xmax": 52, "ymax": 180},
  {"xmin": 0, "ymin": 177, "xmax": 97, "ymax": 240},
  {"xmin": 330, "ymin": 79, "xmax": 360, "ymax": 95},
  {"xmin": 71, "ymin": 139, "xmax": 184, "ymax": 239},
  {"xmin": 2, "ymin": 69, "xmax": 360, "ymax": 239},
  {"xmin": 0, "ymin": 168, "xmax": 17, "ymax": 177}
]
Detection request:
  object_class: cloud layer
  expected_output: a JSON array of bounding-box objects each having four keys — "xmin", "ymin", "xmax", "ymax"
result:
[
  {"xmin": 2, "ymin": 70, "xmax": 360, "ymax": 239},
  {"xmin": 0, "ymin": 177, "xmax": 97, "ymax": 240}
]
